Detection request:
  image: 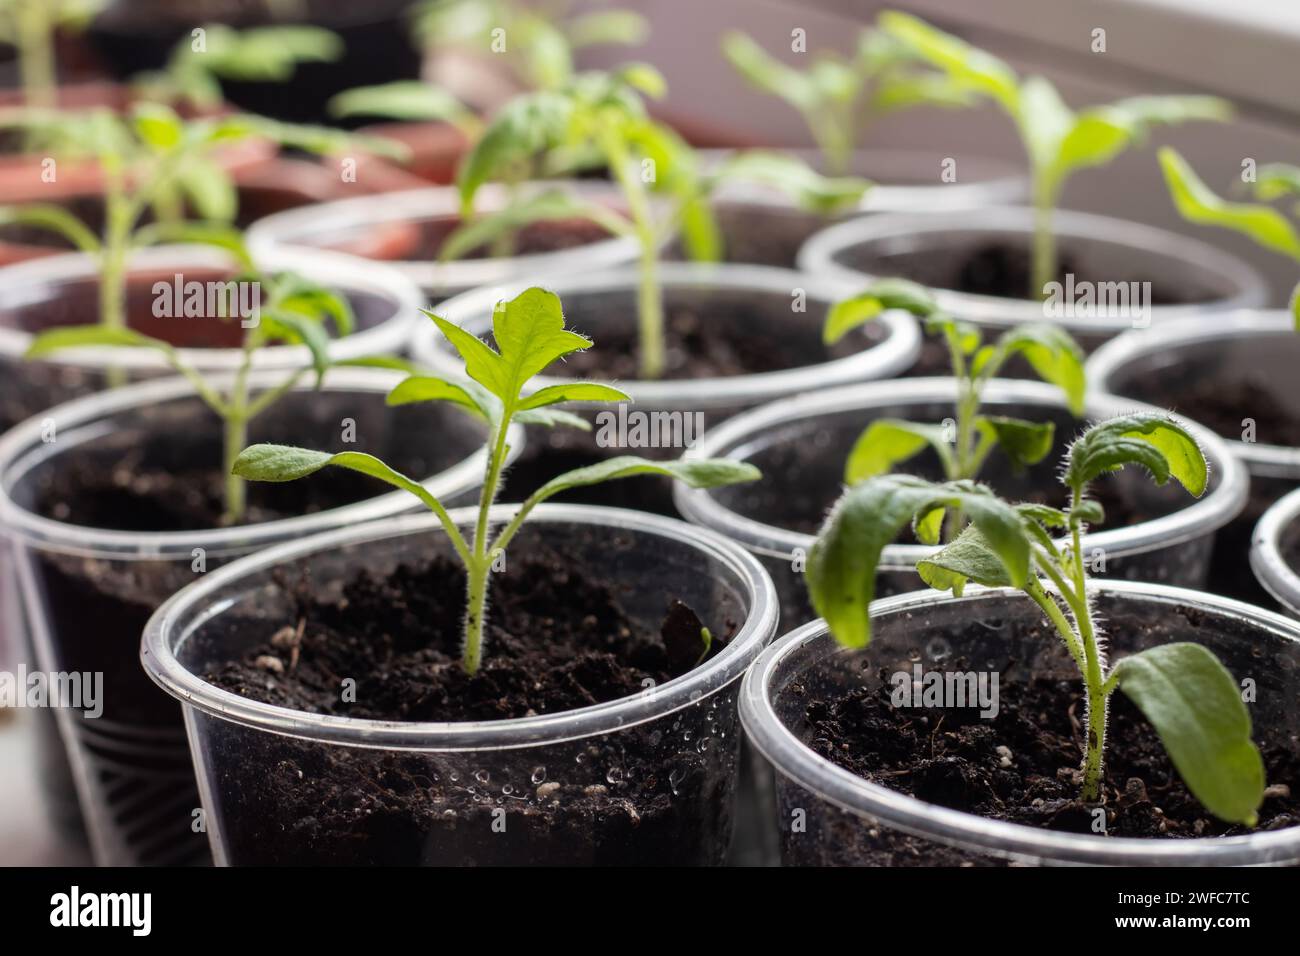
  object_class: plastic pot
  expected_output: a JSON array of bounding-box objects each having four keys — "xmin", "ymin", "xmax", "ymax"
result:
[
  {"xmin": 140, "ymin": 504, "xmax": 778, "ymax": 866},
  {"xmin": 797, "ymin": 208, "xmax": 1268, "ymax": 356},
  {"xmin": 412, "ymin": 263, "xmax": 921, "ymax": 514},
  {"xmin": 245, "ymin": 183, "xmax": 640, "ymax": 304},
  {"xmin": 1252, "ymin": 487, "xmax": 1300, "ymax": 619},
  {"xmin": 0, "ymin": 369, "xmax": 510, "ymax": 866},
  {"xmin": 0, "ymin": 243, "xmax": 421, "ymax": 436},
  {"xmin": 1089, "ymin": 312, "xmax": 1300, "ymax": 604},
  {"xmin": 674, "ymin": 378, "xmax": 1247, "ymax": 627},
  {"xmin": 698, "ymin": 147, "xmax": 1027, "ymax": 268},
  {"xmin": 741, "ymin": 581, "xmax": 1300, "ymax": 866}
]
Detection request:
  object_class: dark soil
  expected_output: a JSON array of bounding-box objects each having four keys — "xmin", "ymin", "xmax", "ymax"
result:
[
  {"xmin": 405, "ymin": 217, "xmax": 613, "ymax": 262},
  {"xmin": 795, "ymin": 616, "xmax": 1299, "ymax": 865},
  {"xmin": 199, "ymin": 553, "xmax": 744, "ymax": 865}
]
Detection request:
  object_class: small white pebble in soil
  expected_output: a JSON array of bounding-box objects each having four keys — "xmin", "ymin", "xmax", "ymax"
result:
[
  {"xmin": 1264, "ymin": 783, "xmax": 1291, "ymax": 800},
  {"xmin": 535, "ymin": 782, "xmax": 561, "ymax": 801},
  {"xmin": 995, "ymin": 745, "xmax": 1013, "ymax": 768},
  {"xmin": 254, "ymin": 655, "xmax": 284, "ymax": 674},
  {"xmin": 583, "ymin": 784, "xmax": 607, "ymax": 797}
]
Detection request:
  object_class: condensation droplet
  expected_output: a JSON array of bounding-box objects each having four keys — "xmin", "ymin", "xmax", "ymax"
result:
[{"xmin": 530, "ymin": 766, "xmax": 547, "ymax": 784}]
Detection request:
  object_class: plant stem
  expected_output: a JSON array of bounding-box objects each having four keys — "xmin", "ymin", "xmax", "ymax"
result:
[
  {"xmin": 16, "ymin": 1, "xmax": 56, "ymax": 111},
  {"xmin": 99, "ymin": 164, "xmax": 134, "ymax": 389},
  {"xmin": 221, "ymin": 339, "xmax": 257, "ymax": 525},
  {"xmin": 1030, "ymin": 173, "xmax": 1058, "ymax": 300},
  {"xmin": 462, "ymin": 416, "xmax": 512, "ymax": 674},
  {"xmin": 1068, "ymin": 489, "xmax": 1108, "ymax": 803}
]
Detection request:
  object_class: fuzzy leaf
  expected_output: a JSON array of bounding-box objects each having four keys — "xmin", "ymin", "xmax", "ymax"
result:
[
  {"xmin": 1065, "ymin": 413, "xmax": 1207, "ymax": 497},
  {"xmin": 979, "ymin": 324, "xmax": 1086, "ymax": 415},
  {"xmin": 519, "ymin": 382, "xmax": 629, "ymax": 410},
  {"xmin": 1159, "ymin": 147, "xmax": 1300, "ymax": 262},
  {"xmin": 977, "ymin": 415, "xmax": 1055, "ymax": 470},
  {"xmin": 823, "ymin": 278, "xmax": 938, "ymax": 344},
  {"xmin": 386, "ymin": 375, "xmax": 492, "ymax": 422},
  {"xmin": 231, "ymin": 445, "xmax": 446, "ymax": 515},
  {"xmin": 916, "ymin": 524, "xmax": 1015, "ymax": 596},
  {"xmin": 260, "ymin": 311, "xmax": 330, "ymax": 386},
  {"xmin": 1112, "ymin": 643, "xmax": 1264, "ymax": 825},
  {"xmin": 531, "ymin": 455, "xmax": 759, "ymax": 503},
  {"xmin": 844, "ymin": 418, "xmax": 953, "ymax": 484},
  {"xmin": 807, "ymin": 475, "xmax": 1029, "ymax": 648},
  {"xmin": 456, "ymin": 91, "xmax": 574, "ymax": 210}
]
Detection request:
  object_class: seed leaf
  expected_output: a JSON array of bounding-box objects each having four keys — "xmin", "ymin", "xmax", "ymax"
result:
[
  {"xmin": 1065, "ymin": 413, "xmax": 1207, "ymax": 497},
  {"xmin": 24, "ymin": 325, "xmax": 173, "ymax": 359},
  {"xmin": 1112, "ymin": 643, "xmax": 1264, "ymax": 825},
  {"xmin": 1159, "ymin": 147, "xmax": 1300, "ymax": 262},
  {"xmin": 823, "ymin": 278, "xmax": 938, "ymax": 344},
  {"xmin": 231, "ymin": 444, "xmax": 447, "ymax": 515},
  {"xmin": 844, "ymin": 418, "xmax": 954, "ymax": 484},
  {"xmin": 519, "ymin": 382, "xmax": 630, "ymax": 410},
  {"xmin": 0, "ymin": 203, "xmax": 101, "ymax": 252},
  {"xmin": 807, "ymin": 475, "xmax": 1029, "ymax": 648},
  {"xmin": 530, "ymin": 455, "xmax": 760, "ymax": 503},
  {"xmin": 329, "ymin": 81, "xmax": 474, "ymax": 127}
]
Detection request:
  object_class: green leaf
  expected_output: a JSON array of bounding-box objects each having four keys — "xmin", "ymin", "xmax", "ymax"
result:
[
  {"xmin": 329, "ymin": 81, "xmax": 474, "ymax": 125},
  {"xmin": 844, "ymin": 418, "xmax": 953, "ymax": 484},
  {"xmin": 24, "ymin": 325, "xmax": 172, "ymax": 360},
  {"xmin": 807, "ymin": 475, "xmax": 1029, "ymax": 648},
  {"xmin": 981, "ymin": 324, "xmax": 1086, "ymax": 415},
  {"xmin": 721, "ymin": 31, "xmax": 818, "ymax": 111},
  {"xmin": 386, "ymin": 375, "xmax": 493, "ymax": 423},
  {"xmin": 823, "ymin": 278, "xmax": 938, "ymax": 344},
  {"xmin": 336, "ymin": 355, "xmax": 421, "ymax": 374},
  {"xmin": 1159, "ymin": 148, "xmax": 1300, "ymax": 262},
  {"xmin": 1018, "ymin": 76, "xmax": 1075, "ymax": 176},
  {"xmin": 132, "ymin": 221, "xmax": 253, "ymax": 269},
  {"xmin": 456, "ymin": 90, "xmax": 574, "ymax": 210},
  {"xmin": 917, "ymin": 524, "xmax": 1015, "ymax": 596},
  {"xmin": 1253, "ymin": 163, "xmax": 1300, "ymax": 202},
  {"xmin": 1112, "ymin": 643, "xmax": 1264, "ymax": 825},
  {"xmin": 1065, "ymin": 413, "xmax": 1208, "ymax": 497},
  {"xmin": 715, "ymin": 150, "xmax": 869, "ymax": 215},
  {"xmin": 427, "ymin": 289, "xmax": 593, "ymax": 410},
  {"xmin": 1056, "ymin": 96, "xmax": 1229, "ymax": 179},
  {"xmin": 439, "ymin": 189, "xmax": 626, "ymax": 263},
  {"xmin": 1291, "ymin": 281, "xmax": 1300, "ymax": 332},
  {"xmin": 231, "ymin": 445, "xmax": 446, "ymax": 515},
  {"xmin": 175, "ymin": 156, "xmax": 238, "ymax": 222},
  {"xmin": 614, "ymin": 62, "xmax": 667, "ymax": 100},
  {"xmin": 514, "ymin": 407, "xmax": 592, "ymax": 430},
  {"xmin": 531, "ymin": 455, "xmax": 760, "ymax": 503},
  {"xmin": 519, "ymin": 382, "xmax": 630, "ymax": 410},
  {"xmin": 132, "ymin": 102, "xmax": 184, "ymax": 150},
  {"xmin": 0, "ymin": 204, "xmax": 100, "ymax": 252},
  {"xmin": 260, "ymin": 311, "xmax": 331, "ymax": 386},
  {"xmin": 877, "ymin": 10, "xmax": 1021, "ymax": 114},
  {"xmin": 976, "ymin": 415, "xmax": 1055, "ymax": 470},
  {"xmin": 566, "ymin": 10, "xmax": 650, "ymax": 49}
]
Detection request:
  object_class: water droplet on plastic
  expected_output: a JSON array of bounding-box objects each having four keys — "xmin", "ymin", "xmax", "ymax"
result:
[
  {"xmin": 473, "ymin": 769, "xmax": 490, "ymax": 786},
  {"xmin": 531, "ymin": 766, "xmax": 547, "ymax": 784},
  {"xmin": 606, "ymin": 766, "xmax": 624, "ymax": 785}
]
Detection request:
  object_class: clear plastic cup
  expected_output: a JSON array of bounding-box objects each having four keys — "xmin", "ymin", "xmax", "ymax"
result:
[
  {"xmin": 797, "ymin": 207, "xmax": 1268, "ymax": 351},
  {"xmin": 0, "ymin": 368, "xmax": 511, "ymax": 865},
  {"xmin": 245, "ymin": 182, "xmax": 641, "ymax": 304},
  {"xmin": 675, "ymin": 378, "xmax": 1248, "ymax": 628},
  {"xmin": 742, "ymin": 581, "xmax": 1300, "ymax": 866},
  {"xmin": 141, "ymin": 504, "xmax": 778, "ymax": 866},
  {"xmin": 1252, "ymin": 486, "xmax": 1300, "ymax": 619}
]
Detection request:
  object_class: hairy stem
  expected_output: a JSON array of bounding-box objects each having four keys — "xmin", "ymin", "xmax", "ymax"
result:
[
  {"xmin": 462, "ymin": 417, "xmax": 512, "ymax": 674},
  {"xmin": 1068, "ymin": 489, "xmax": 1108, "ymax": 803}
]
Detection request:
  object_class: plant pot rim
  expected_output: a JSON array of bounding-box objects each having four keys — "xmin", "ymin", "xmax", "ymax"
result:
[
  {"xmin": 0, "ymin": 243, "xmax": 422, "ymax": 372},
  {"xmin": 1088, "ymin": 310, "xmax": 1300, "ymax": 478},
  {"xmin": 140, "ymin": 503, "xmax": 779, "ymax": 751},
  {"xmin": 741, "ymin": 580, "xmax": 1300, "ymax": 866},
  {"xmin": 674, "ymin": 376, "xmax": 1248, "ymax": 563},
  {"xmin": 245, "ymin": 181, "xmax": 641, "ymax": 295},
  {"xmin": 0, "ymin": 367, "xmax": 518, "ymax": 559},
  {"xmin": 700, "ymin": 146, "xmax": 1027, "ymax": 213},
  {"xmin": 411, "ymin": 261, "xmax": 922, "ymax": 410},
  {"xmin": 1251, "ymin": 485, "xmax": 1300, "ymax": 618},
  {"xmin": 796, "ymin": 206, "xmax": 1269, "ymax": 330}
]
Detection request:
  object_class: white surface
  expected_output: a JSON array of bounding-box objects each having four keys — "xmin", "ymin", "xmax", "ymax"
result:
[{"xmin": 0, "ymin": 712, "xmax": 90, "ymax": 866}]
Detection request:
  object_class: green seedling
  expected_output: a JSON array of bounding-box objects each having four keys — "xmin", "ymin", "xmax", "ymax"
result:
[
  {"xmin": 0, "ymin": 0, "xmax": 105, "ymax": 110},
  {"xmin": 414, "ymin": 0, "xmax": 648, "ymax": 92},
  {"xmin": 722, "ymin": 27, "xmax": 974, "ymax": 176},
  {"xmin": 879, "ymin": 10, "xmax": 1231, "ymax": 298},
  {"xmin": 328, "ymin": 80, "xmax": 484, "ymax": 141},
  {"xmin": 232, "ymin": 286, "xmax": 760, "ymax": 674},
  {"xmin": 825, "ymin": 279, "xmax": 1084, "ymax": 515},
  {"xmin": 0, "ymin": 102, "xmax": 397, "ymax": 340},
  {"xmin": 25, "ymin": 247, "xmax": 357, "ymax": 525},
  {"xmin": 1159, "ymin": 148, "xmax": 1300, "ymax": 329},
  {"xmin": 807, "ymin": 412, "xmax": 1264, "ymax": 825},
  {"xmin": 454, "ymin": 68, "xmax": 868, "ymax": 378},
  {"xmin": 133, "ymin": 22, "xmax": 343, "ymax": 110}
]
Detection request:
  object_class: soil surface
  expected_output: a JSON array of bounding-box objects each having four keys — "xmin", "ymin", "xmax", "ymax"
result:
[
  {"xmin": 795, "ymin": 614, "xmax": 1298, "ymax": 864},
  {"xmin": 200, "ymin": 553, "xmax": 743, "ymax": 865}
]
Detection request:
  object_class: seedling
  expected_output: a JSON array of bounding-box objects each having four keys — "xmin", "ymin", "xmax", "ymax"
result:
[
  {"xmin": 722, "ymin": 27, "xmax": 974, "ymax": 176},
  {"xmin": 824, "ymin": 280, "xmax": 1084, "ymax": 502},
  {"xmin": 0, "ymin": 0, "xmax": 105, "ymax": 110},
  {"xmin": 807, "ymin": 412, "xmax": 1265, "ymax": 825},
  {"xmin": 414, "ymin": 0, "xmax": 648, "ymax": 91},
  {"xmin": 454, "ymin": 68, "xmax": 868, "ymax": 378},
  {"xmin": 1159, "ymin": 148, "xmax": 1300, "ymax": 329},
  {"xmin": 133, "ymin": 22, "xmax": 343, "ymax": 110},
  {"xmin": 879, "ymin": 10, "xmax": 1231, "ymax": 297},
  {"xmin": 232, "ymin": 287, "xmax": 760, "ymax": 674},
  {"xmin": 24, "ymin": 246, "xmax": 357, "ymax": 526},
  {"xmin": 0, "ymin": 102, "xmax": 395, "ymax": 336}
]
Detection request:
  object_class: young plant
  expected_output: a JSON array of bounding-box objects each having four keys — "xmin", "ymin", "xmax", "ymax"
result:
[
  {"xmin": 231, "ymin": 286, "xmax": 761, "ymax": 675},
  {"xmin": 1158, "ymin": 148, "xmax": 1300, "ymax": 328},
  {"xmin": 132, "ymin": 22, "xmax": 343, "ymax": 111},
  {"xmin": 414, "ymin": 0, "xmax": 648, "ymax": 92},
  {"xmin": 879, "ymin": 10, "xmax": 1231, "ymax": 297},
  {"xmin": 824, "ymin": 279, "xmax": 1084, "ymax": 498},
  {"xmin": 454, "ymin": 68, "xmax": 869, "ymax": 378},
  {"xmin": 24, "ymin": 251, "xmax": 357, "ymax": 526},
  {"xmin": 807, "ymin": 413, "xmax": 1265, "ymax": 825},
  {"xmin": 0, "ymin": 102, "xmax": 394, "ymax": 336},
  {"xmin": 722, "ymin": 27, "xmax": 974, "ymax": 176},
  {"xmin": 0, "ymin": 0, "xmax": 105, "ymax": 110}
]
